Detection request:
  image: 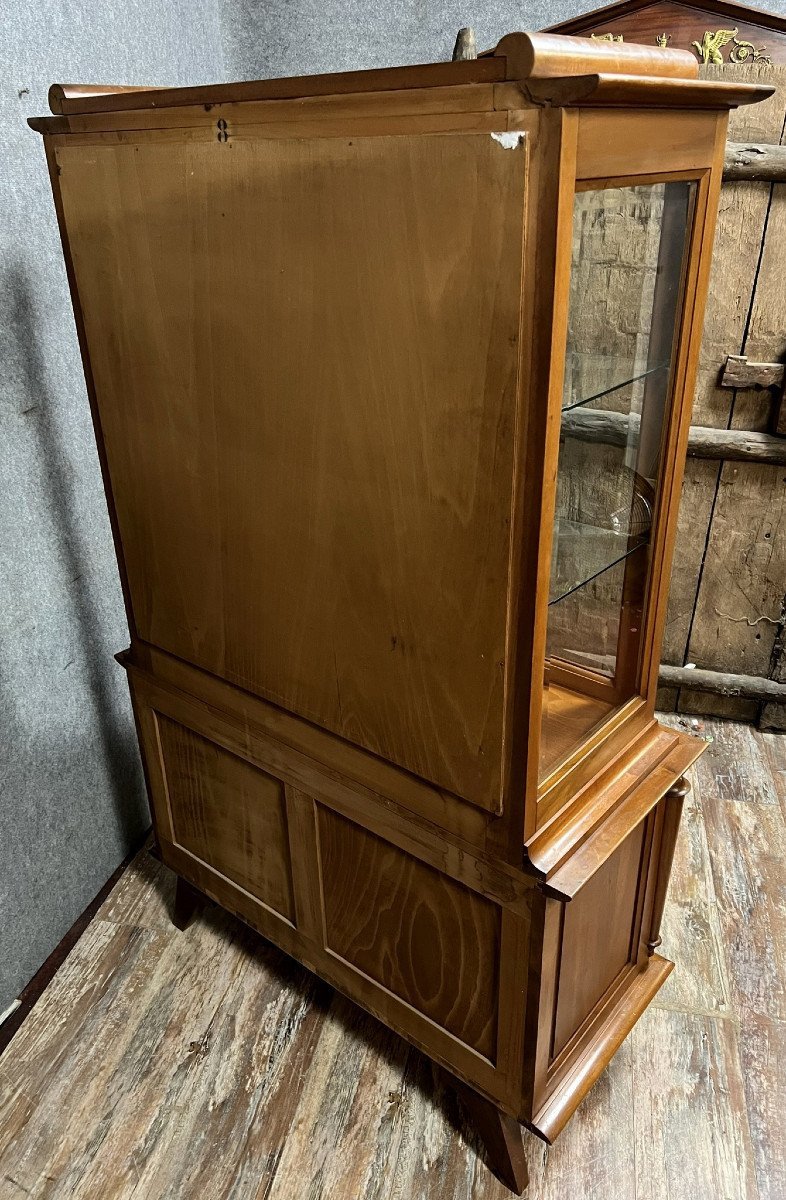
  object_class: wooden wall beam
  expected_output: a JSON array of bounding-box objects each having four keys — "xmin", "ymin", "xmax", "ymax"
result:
[
  {"xmin": 659, "ymin": 664, "xmax": 786, "ymax": 703},
  {"xmin": 556, "ymin": 653, "xmax": 786, "ymax": 705},
  {"xmin": 724, "ymin": 141, "xmax": 786, "ymax": 181},
  {"xmin": 561, "ymin": 408, "xmax": 786, "ymax": 464}
]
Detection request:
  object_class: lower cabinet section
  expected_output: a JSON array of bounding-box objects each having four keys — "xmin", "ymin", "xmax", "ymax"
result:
[
  {"xmin": 129, "ymin": 664, "xmax": 533, "ymax": 1107},
  {"xmin": 126, "ymin": 655, "xmax": 684, "ymax": 1140},
  {"xmin": 528, "ymin": 800, "xmax": 675, "ymax": 1142}
]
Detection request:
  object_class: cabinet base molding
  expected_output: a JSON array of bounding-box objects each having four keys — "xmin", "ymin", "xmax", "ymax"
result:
[{"xmin": 528, "ymin": 954, "xmax": 673, "ymax": 1143}]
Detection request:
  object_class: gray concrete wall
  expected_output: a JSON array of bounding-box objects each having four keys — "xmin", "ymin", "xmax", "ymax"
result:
[
  {"xmin": 0, "ymin": 3, "xmax": 225, "ymax": 1015},
  {"xmin": 220, "ymin": 2, "xmax": 604, "ymax": 78}
]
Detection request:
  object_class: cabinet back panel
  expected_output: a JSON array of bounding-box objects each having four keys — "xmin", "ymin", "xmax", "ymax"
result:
[
  {"xmin": 156, "ymin": 713, "xmax": 295, "ymax": 922},
  {"xmin": 55, "ymin": 131, "xmax": 527, "ymax": 813},
  {"xmin": 318, "ymin": 805, "xmax": 501, "ymax": 1061}
]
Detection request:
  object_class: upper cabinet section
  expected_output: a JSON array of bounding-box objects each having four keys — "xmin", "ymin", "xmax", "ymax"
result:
[
  {"xmin": 31, "ymin": 33, "xmax": 772, "ymax": 852},
  {"xmin": 53, "ymin": 130, "xmax": 528, "ymax": 814},
  {"xmin": 31, "ymin": 30, "xmax": 770, "ymax": 136}
]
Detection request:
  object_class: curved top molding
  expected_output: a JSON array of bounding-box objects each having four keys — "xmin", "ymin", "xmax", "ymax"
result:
[
  {"xmin": 38, "ymin": 30, "xmax": 770, "ymax": 123},
  {"xmin": 491, "ymin": 31, "xmax": 699, "ymax": 80}
]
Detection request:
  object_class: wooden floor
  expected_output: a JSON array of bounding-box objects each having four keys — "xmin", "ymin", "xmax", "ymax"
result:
[{"xmin": 1, "ymin": 717, "xmax": 784, "ymax": 1200}]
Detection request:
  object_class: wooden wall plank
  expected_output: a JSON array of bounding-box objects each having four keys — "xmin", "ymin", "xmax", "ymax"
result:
[
  {"xmin": 661, "ymin": 63, "xmax": 786, "ymax": 718},
  {"xmin": 681, "ymin": 460, "xmax": 786, "ymax": 719},
  {"xmin": 682, "ymin": 116, "xmax": 786, "ymax": 722}
]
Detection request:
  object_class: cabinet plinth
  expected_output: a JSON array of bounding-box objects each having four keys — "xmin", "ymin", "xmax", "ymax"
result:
[{"xmin": 32, "ymin": 31, "xmax": 771, "ymax": 1192}]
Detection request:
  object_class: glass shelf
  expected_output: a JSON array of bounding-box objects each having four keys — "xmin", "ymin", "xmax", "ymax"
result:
[
  {"xmin": 549, "ymin": 520, "xmax": 648, "ymax": 606},
  {"xmin": 562, "ymin": 360, "xmax": 670, "ymax": 414}
]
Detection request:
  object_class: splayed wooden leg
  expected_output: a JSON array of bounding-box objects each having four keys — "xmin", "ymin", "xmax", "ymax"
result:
[
  {"xmin": 454, "ymin": 1079, "xmax": 529, "ymax": 1194},
  {"xmin": 172, "ymin": 876, "xmax": 201, "ymax": 931}
]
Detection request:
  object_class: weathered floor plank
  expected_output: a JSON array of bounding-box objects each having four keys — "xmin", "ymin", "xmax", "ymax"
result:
[
  {"xmin": 0, "ymin": 719, "xmax": 783, "ymax": 1199},
  {"xmin": 738, "ymin": 1011, "xmax": 786, "ymax": 1200},
  {"xmin": 653, "ymin": 769, "xmax": 732, "ymax": 1017},
  {"xmin": 629, "ymin": 1008, "xmax": 758, "ymax": 1200}
]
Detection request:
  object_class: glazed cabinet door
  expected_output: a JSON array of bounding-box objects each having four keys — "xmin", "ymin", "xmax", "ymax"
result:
[{"xmin": 538, "ymin": 176, "xmax": 698, "ymax": 786}]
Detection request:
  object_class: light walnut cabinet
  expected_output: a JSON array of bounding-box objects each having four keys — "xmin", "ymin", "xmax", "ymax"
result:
[{"xmin": 32, "ymin": 33, "xmax": 770, "ymax": 1194}]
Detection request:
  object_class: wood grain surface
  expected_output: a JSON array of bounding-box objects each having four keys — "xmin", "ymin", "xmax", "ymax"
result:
[
  {"xmin": 318, "ymin": 806, "xmax": 501, "ymax": 1061},
  {"xmin": 1, "ymin": 716, "xmax": 783, "ymax": 1199},
  {"xmin": 683, "ymin": 91, "xmax": 786, "ymax": 723},
  {"xmin": 552, "ymin": 820, "xmax": 646, "ymax": 1059},
  {"xmin": 54, "ymin": 130, "xmax": 527, "ymax": 814},
  {"xmin": 156, "ymin": 714, "xmax": 295, "ymax": 922}
]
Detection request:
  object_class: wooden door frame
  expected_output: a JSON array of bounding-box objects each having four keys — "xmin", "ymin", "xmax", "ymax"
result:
[{"xmin": 528, "ymin": 111, "xmax": 728, "ymax": 832}]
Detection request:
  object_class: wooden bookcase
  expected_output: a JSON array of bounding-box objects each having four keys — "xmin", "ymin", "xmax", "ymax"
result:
[{"xmin": 31, "ymin": 34, "xmax": 771, "ymax": 1194}]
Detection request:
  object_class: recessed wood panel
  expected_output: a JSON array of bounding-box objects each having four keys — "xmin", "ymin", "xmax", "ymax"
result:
[
  {"xmin": 156, "ymin": 715, "xmax": 295, "ymax": 922},
  {"xmin": 317, "ymin": 805, "xmax": 500, "ymax": 1060},
  {"xmin": 552, "ymin": 819, "xmax": 647, "ymax": 1059},
  {"xmin": 55, "ymin": 130, "xmax": 527, "ymax": 812}
]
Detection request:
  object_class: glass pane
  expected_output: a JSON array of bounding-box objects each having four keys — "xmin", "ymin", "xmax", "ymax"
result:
[{"xmin": 540, "ymin": 180, "xmax": 694, "ymax": 782}]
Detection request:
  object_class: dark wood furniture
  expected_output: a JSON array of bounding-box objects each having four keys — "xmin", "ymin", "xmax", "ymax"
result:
[
  {"xmin": 31, "ymin": 34, "xmax": 771, "ymax": 1193},
  {"xmin": 547, "ymin": 0, "xmax": 786, "ymax": 66}
]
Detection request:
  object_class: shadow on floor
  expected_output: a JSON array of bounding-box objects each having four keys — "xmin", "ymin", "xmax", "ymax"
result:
[{"xmin": 146, "ymin": 850, "xmax": 517, "ymax": 1187}]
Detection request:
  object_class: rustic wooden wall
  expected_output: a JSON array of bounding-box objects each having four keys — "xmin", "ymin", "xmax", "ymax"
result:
[{"xmin": 660, "ymin": 62, "xmax": 786, "ymax": 726}]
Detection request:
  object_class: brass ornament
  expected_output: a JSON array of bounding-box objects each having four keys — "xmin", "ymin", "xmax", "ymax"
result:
[
  {"xmin": 692, "ymin": 28, "xmax": 739, "ymax": 65},
  {"xmin": 590, "ymin": 32, "xmax": 624, "ymax": 42},
  {"xmin": 656, "ymin": 33, "xmax": 671, "ymax": 48},
  {"xmin": 691, "ymin": 27, "xmax": 772, "ymax": 66},
  {"xmin": 729, "ymin": 37, "xmax": 772, "ymax": 65}
]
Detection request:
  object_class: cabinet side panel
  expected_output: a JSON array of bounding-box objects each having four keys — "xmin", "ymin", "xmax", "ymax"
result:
[
  {"xmin": 53, "ymin": 130, "xmax": 527, "ymax": 813},
  {"xmin": 318, "ymin": 805, "xmax": 501, "ymax": 1061},
  {"xmin": 127, "ymin": 669, "xmax": 533, "ymax": 1103},
  {"xmin": 155, "ymin": 713, "xmax": 295, "ymax": 923},
  {"xmin": 552, "ymin": 819, "xmax": 646, "ymax": 1059}
]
